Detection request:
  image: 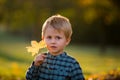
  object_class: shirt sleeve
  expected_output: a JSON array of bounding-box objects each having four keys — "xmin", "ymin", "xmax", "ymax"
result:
[
  {"xmin": 26, "ymin": 61, "xmax": 40, "ymax": 80},
  {"xmin": 70, "ymin": 61, "xmax": 85, "ymax": 80}
]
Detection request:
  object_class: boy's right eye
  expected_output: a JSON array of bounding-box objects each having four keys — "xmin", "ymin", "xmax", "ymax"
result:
[{"xmin": 47, "ymin": 36, "xmax": 52, "ymax": 39}]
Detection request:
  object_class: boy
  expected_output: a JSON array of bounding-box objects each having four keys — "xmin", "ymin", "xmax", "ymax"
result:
[{"xmin": 26, "ymin": 14, "xmax": 85, "ymax": 80}]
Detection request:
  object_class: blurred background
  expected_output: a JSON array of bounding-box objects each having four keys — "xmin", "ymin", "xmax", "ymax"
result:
[{"xmin": 0, "ymin": 0, "xmax": 120, "ymax": 80}]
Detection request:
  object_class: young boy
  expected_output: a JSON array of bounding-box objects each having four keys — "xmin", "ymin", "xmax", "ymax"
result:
[{"xmin": 26, "ymin": 15, "xmax": 85, "ymax": 80}]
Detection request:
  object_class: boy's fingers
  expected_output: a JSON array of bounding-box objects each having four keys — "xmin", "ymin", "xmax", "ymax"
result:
[
  {"xmin": 36, "ymin": 54, "xmax": 46, "ymax": 61},
  {"xmin": 42, "ymin": 54, "xmax": 47, "ymax": 58},
  {"xmin": 34, "ymin": 53, "xmax": 47, "ymax": 66}
]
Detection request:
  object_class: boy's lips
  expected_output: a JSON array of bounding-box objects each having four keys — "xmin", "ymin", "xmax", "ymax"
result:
[{"xmin": 50, "ymin": 46, "xmax": 57, "ymax": 48}]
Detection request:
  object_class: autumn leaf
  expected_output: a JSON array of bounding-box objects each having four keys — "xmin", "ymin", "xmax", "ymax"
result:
[{"xmin": 26, "ymin": 40, "xmax": 46, "ymax": 56}]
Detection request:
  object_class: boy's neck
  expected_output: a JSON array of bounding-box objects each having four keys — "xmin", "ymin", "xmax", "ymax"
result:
[{"xmin": 49, "ymin": 51, "xmax": 64, "ymax": 56}]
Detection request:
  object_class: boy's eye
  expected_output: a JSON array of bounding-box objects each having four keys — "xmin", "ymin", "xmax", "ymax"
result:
[
  {"xmin": 47, "ymin": 36, "xmax": 52, "ymax": 39},
  {"xmin": 56, "ymin": 36, "xmax": 61, "ymax": 39}
]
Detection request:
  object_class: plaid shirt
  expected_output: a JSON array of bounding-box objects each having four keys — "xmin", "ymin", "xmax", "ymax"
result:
[{"xmin": 26, "ymin": 52, "xmax": 85, "ymax": 80}]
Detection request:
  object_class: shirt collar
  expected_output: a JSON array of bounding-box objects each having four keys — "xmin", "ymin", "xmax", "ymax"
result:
[{"xmin": 47, "ymin": 52, "xmax": 67, "ymax": 59}]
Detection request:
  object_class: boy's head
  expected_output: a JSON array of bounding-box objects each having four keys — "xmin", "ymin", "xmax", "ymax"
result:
[{"xmin": 42, "ymin": 14, "xmax": 72, "ymax": 40}]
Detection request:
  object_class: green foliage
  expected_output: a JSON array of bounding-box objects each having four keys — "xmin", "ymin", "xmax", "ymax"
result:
[{"xmin": 0, "ymin": 0, "xmax": 120, "ymax": 44}]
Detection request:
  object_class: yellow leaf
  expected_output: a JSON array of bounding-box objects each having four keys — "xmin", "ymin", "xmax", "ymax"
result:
[
  {"xmin": 38, "ymin": 40, "xmax": 46, "ymax": 48},
  {"xmin": 31, "ymin": 41, "xmax": 39, "ymax": 48},
  {"xmin": 26, "ymin": 40, "xmax": 46, "ymax": 56}
]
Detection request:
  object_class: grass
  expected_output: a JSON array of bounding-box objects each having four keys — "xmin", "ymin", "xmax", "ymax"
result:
[
  {"xmin": 0, "ymin": 32, "xmax": 120, "ymax": 79},
  {"xmin": 66, "ymin": 45, "xmax": 120, "ymax": 78}
]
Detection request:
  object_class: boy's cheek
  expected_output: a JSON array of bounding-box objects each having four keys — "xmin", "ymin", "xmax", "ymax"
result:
[{"xmin": 44, "ymin": 41, "xmax": 49, "ymax": 46}]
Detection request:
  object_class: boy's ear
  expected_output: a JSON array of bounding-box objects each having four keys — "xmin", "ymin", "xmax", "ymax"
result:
[
  {"xmin": 66, "ymin": 38, "xmax": 71, "ymax": 45},
  {"xmin": 41, "ymin": 36, "xmax": 44, "ymax": 40}
]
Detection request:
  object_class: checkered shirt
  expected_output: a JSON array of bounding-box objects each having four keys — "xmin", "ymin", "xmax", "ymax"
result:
[{"xmin": 26, "ymin": 52, "xmax": 85, "ymax": 80}]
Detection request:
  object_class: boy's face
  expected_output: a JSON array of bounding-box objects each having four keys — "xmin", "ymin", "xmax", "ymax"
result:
[{"xmin": 43, "ymin": 27, "xmax": 70, "ymax": 56}]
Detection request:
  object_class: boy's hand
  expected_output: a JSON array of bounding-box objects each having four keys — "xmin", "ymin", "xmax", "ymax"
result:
[{"xmin": 34, "ymin": 53, "xmax": 46, "ymax": 66}]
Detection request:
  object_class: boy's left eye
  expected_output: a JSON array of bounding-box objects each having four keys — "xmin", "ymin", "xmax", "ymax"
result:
[{"xmin": 56, "ymin": 36, "xmax": 61, "ymax": 39}]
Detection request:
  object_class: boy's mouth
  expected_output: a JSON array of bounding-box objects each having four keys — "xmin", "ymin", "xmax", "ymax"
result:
[{"xmin": 50, "ymin": 46, "xmax": 57, "ymax": 49}]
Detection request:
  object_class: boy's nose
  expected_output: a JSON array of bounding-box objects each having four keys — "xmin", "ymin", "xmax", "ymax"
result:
[{"xmin": 51, "ymin": 39, "xmax": 56, "ymax": 44}]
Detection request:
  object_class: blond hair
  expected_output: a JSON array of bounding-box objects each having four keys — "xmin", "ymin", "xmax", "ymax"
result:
[{"xmin": 42, "ymin": 14, "xmax": 72, "ymax": 39}]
